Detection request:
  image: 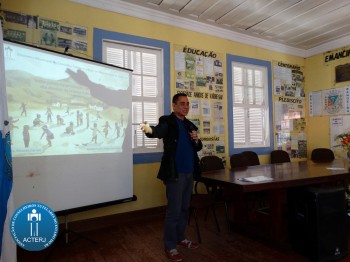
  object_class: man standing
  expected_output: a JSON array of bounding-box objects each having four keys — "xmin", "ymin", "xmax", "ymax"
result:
[{"xmin": 141, "ymin": 93, "xmax": 202, "ymax": 262}]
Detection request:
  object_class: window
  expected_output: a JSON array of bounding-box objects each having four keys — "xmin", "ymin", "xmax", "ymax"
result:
[
  {"xmin": 227, "ymin": 55, "xmax": 273, "ymax": 155},
  {"xmin": 94, "ymin": 29, "xmax": 170, "ymax": 163},
  {"xmin": 103, "ymin": 41, "xmax": 164, "ymax": 153}
]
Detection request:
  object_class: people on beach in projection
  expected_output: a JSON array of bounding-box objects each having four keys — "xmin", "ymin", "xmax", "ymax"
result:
[
  {"xmin": 78, "ymin": 111, "xmax": 84, "ymax": 126},
  {"xmin": 91, "ymin": 122, "xmax": 101, "ymax": 144},
  {"xmin": 102, "ymin": 121, "xmax": 111, "ymax": 138},
  {"xmin": 20, "ymin": 102, "xmax": 27, "ymax": 117},
  {"xmin": 96, "ymin": 110, "xmax": 101, "ymax": 120},
  {"xmin": 22, "ymin": 125, "xmax": 30, "ymax": 148},
  {"xmin": 57, "ymin": 115, "xmax": 65, "ymax": 126},
  {"xmin": 114, "ymin": 122, "xmax": 120, "ymax": 138},
  {"xmin": 86, "ymin": 112, "xmax": 90, "ymax": 129},
  {"xmin": 33, "ymin": 114, "xmax": 44, "ymax": 127},
  {"xmin": 46, "ymin": 107, "xmax": 53, "ymax": 123},
  {"xmin": 65, "ymin": 106, "xmax": 70, "ymax": 116},
  {"xmin": 76, "ymin": 110, "xmax": 80, "ymax": 126},
  {"xmin": 65, "ymin": 121, "xmax": 75, "ymax": 135},
  {"xmin": 8, "ymin": 116, "xmax": 19, "ymax": 130},
  {"xmin": 41, "ymin": 125, "xmax": 54, "ymax": 147},
  {"xmin": 66, "ymin": 68, "xmax": 131, "ymax": 151}
]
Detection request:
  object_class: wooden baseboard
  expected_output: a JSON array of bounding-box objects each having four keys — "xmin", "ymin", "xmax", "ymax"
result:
[{"xmin": 63, "ymin": 206, "xmax": 166, "ymax": 233}]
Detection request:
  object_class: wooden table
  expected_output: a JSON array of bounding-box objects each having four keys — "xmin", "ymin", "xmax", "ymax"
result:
[{"xmin": 201, "ymin": 159, "xmax": 350, "ymax": 241}]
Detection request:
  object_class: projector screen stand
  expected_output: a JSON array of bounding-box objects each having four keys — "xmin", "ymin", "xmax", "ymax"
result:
[
  {"xmin": 44, "ymin": 196, "xmax": 137, "ymax": 260},
  {"xmin": 45, "ymin": 214, "xmax": 97, "ymax": 261},
  {"xmin": 60, "ymin": 214, "xmax": 97, "ymax": 245}
]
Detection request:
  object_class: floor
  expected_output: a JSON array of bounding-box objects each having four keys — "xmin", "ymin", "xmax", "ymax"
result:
[{"xmin": 16, "ymin": 205, "xmax": 349, "ymax": 262}]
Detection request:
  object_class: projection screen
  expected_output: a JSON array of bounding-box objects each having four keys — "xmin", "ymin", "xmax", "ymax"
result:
[{"xmin": 4, "ymin": 40, "xmax": 134, "ymax": 213}]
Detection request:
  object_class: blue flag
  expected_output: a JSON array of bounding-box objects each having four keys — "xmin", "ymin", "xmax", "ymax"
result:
[
  {"xmin": 0, "ymin": 22, "xmax": 15, "ymax": 261},
  {"xmin": 0, "ymin": 130, "xmax": 12, "ymax": 257}
]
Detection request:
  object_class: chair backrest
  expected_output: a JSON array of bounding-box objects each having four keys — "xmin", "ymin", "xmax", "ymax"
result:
[
  {"xmin": 230, "ymin": 153, "xmax": 248, "ymax": 169},
  {"xmin": 270, "ymin": 150, "xmax": 291, "ymax": 164},
  {"xmin": 241, "ymin": 151, "xmax": 260, "ymax": 166},
  {"xmin": 199, "ymin": 156, "xmax": 225, "ymax": 196},
  {"xmin": 200, "ymin": 155, "xmax": 224, "ymax": 172},
  {"xmin": 311, "ymin": 148, "xmax": 335, "ymax": 162}
]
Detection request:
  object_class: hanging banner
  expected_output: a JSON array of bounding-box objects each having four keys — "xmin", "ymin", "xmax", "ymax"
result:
[{"xmin": 324, "ymin": 45, "xmax": 350, "ymax": 64}]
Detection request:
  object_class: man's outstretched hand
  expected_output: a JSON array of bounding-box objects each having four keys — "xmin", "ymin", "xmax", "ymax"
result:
[{"xmin": 140, "ymin": 122, "xmax": 152, "ymax": 134}]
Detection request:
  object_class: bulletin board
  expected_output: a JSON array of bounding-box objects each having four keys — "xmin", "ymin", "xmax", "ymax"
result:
[
  {"xmin": 273, "ymin": 61, "xmax": 307, "ymax": 158},
  {"xmin": 174, "ymin": 45, "xmax": 225, "ymax": 161},
  {"xmin": 309, "ymin": 45, "xmax": 350, "ymax": 117},
  {"xmin": 2, "ymin": 10, "xmax": 88, "ymax": 54}
]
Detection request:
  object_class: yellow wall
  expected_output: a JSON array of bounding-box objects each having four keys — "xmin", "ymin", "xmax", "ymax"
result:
[
  {"xmin": 305, "ymin": 52, "xmax": 350, "ymax": 156},
  {"xmin": 2, "ymin": 0, "xmax": 307, "ymax": 222}
]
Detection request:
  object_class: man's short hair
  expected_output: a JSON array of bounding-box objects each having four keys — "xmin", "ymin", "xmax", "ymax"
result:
[{"xmin": 172, "ymin": 93, "xmax": 187, "ymax": 104}]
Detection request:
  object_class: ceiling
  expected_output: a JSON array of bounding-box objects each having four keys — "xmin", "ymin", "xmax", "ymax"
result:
[{"xmin": 72, "ymin": 0, "xmax": 350, "ymax": 57}]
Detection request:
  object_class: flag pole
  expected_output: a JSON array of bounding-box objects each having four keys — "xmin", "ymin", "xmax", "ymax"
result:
[{"xmin": 0, "ymin": 17, "xmax": 17, "ymax": 262}]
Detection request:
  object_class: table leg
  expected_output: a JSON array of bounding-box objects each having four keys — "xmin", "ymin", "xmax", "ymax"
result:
[
  {"xmin": 268, "ymin": 189, "xmax": 286, "ymax": 241},
  {"xmin": 232, "ymin": 189, "xmax": 247, "ymax": 226}
]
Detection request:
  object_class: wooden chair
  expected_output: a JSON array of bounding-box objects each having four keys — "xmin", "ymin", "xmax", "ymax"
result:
[
  {"xmin": 199, "ymin": 156, "xmax": 225, "ymax": 197},
  {"xmin": 270, "ymin": 150, "xmax": 291, "ymax": 164},
  {"xmin": 311, "ymin": 148, "xmax": 343, "ymax": 188},
  {"xmin": 200, "ymin": 155, "xmax": 225, "ymax": 171},
  {"xmin": 230, "ymin": 153, "xmax": 248, "ymax": 169},
  {"xmin": 192, "ymin": 155, "xmax": 232, "ymax": 233},
  {"xmin": 241, "ymin": 151, "xmax": 260, "ymax": 166},
  {"xmin": 189, "ymin": 180, "xmax": 220, "ymax": 243},
  {"xmin": 311, "ymin": 148, "xmax": 335, "ymax": 162},
  {"xmin": 189, "ymin": 156, "xmax": 224, "ymax": 243}
]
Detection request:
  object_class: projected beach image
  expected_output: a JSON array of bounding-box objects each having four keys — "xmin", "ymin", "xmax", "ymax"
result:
[{"xmin": 4, "ymin": 42, "xmax": 131, "ymax": 157}]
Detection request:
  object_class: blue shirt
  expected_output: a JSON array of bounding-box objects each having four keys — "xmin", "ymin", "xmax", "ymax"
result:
[{"xmin": 175, "ymin": 117, "xmax": 195, "ymax": 173}]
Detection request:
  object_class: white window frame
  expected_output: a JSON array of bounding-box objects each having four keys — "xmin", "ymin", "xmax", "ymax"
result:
[
  {"xmin": 102, "ymin": 40, "xmax": 164, "ymax": 153},
  {"xmin": 231, "ymin": 61, "xmax": 270, "ymax": 149}
]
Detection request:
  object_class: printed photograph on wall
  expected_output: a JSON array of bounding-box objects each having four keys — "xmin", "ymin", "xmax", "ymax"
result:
[
  {"xmin": 335, "ymin": 63, "xmax": 350, "ymax": 83},
  {"xmin": 2, "ymin": 10, "xmax": 88, "ymax": 54}
]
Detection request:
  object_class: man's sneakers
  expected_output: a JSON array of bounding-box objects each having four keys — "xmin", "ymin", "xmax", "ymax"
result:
[
  {"xmin": 165, "ymin": 249, "xmax": 183, "ymax": 262},
  {"xmin": 177, "ymin": 239, "xmax": 199, "ymax": 249},
  {"xmin": 165, "ymin": 239, "xmax": 199, "ymax": 261}
]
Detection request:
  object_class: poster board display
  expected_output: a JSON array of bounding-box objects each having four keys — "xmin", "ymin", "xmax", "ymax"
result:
[
  {"xmin": 273, "ymin": 61, "xmax": 306, "ymax": 158},
  {"xmin": 174, "ymin": 45, "xmax": 225, "ymax": 161},
  {"xmin": 2, "ymin": 10, "xmax": 88, "ymax": 55}
]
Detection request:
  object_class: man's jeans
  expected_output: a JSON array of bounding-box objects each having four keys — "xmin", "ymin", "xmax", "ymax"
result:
[{"xmin": 164, "ymin": 173, "xmax": 193, "ymax": 250}]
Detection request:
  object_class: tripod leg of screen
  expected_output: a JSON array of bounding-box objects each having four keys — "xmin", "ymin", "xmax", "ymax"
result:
[{"xmin": 45, "ymin": 214, "xmax": 97, "ymax": 260}]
